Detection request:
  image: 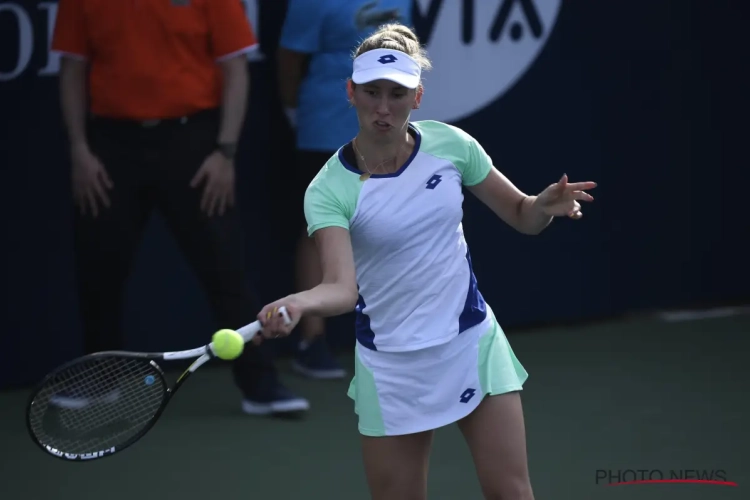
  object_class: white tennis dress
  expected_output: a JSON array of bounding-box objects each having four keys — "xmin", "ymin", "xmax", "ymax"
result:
[{"xmin": 304, "ymin": 120, "xmax": 529, "ymax": 436}]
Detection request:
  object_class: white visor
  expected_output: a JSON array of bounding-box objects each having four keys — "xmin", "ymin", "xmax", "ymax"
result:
[{"xmin": 351, "ymin": 48, "xmax": 421, "ymax": 89}]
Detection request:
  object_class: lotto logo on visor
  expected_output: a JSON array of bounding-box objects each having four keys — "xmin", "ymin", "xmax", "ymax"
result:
[{"xmin": 352, "ymin": 49, "xmax": 421, "ymax": 89}]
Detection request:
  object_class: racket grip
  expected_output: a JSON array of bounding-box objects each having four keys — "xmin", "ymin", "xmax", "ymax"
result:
[
  {"xmin": 236, "ymin": 306, "xmax": 292, "ymax": 343},
  {"xmin": 278, "ymin": 306, "xmax": 292, "ymax": 325}
]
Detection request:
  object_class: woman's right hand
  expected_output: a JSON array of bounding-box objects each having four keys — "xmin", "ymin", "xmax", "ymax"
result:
[
  {"xmin": 257, "ymin": 296, "xmax": 304, "ymax": 341},
  {"xmin": 71, "ymin": 143, "xmax": 113, "ymax": 217}
]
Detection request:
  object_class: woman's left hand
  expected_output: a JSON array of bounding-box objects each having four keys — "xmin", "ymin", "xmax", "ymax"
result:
[{"xmin": 534, "ymin": 174, "xmax": 597, "ymax": 219}]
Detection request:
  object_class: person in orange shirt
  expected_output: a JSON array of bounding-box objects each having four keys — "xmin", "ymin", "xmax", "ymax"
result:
[{"xmin": 51, "ymin": 0, "xmax": 309, "ymax": 416}]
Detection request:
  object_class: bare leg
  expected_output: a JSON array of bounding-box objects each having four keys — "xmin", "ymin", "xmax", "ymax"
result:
[
  {"xmin": 457, "ymin": 392, "xmax": 535, "ymax": 500},
  {"xmin": 295, "ymin": 231, "xmax": 325, "ymax": 341},
  {"xmin": 361, "ymin": 431, "xmax": 434, "ymax": 500}
]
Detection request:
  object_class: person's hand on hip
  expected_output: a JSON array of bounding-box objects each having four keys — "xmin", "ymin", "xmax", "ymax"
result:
[{"xmin": 190, "ymin": 151, "xmax": 236, "ymax": 217}]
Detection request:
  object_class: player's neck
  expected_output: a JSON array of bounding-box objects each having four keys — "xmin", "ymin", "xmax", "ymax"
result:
[{"xmin": 353, "ymin": 130, "xmax": 413, "ymax": 175}]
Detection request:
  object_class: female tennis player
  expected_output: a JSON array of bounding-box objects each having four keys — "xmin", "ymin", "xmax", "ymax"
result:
[{"xmin": 258, "ymin": 24, "xmax": 596, "ymax": 500}]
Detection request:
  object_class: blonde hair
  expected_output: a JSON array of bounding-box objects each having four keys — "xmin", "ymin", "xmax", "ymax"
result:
[{"xmin": 353, "ymin": 23, "xmax": 432, "ymax": 72}]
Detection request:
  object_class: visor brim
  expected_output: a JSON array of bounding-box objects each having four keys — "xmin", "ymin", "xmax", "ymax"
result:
[{"xmin": 351, "ymin": 68, "xmax": 420, "ymax": 89}]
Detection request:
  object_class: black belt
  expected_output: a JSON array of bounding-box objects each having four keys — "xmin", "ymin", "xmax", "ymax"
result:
[{"xmin": 90, "ymin": 108, "xmax": 219, "ymax": 129}]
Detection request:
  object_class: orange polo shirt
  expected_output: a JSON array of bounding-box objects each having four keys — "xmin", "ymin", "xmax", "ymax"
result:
[{"xmin": 51, "ymin": 0, "xmax": 257, "ymax": 120}]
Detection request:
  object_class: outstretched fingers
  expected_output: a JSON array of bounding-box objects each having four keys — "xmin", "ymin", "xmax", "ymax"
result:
[
  {"xmin": 572, "ymin": 190, "xmax": 595, "ymax": 202},
  {"xmin": 565, "ymin": 181, "xmax": 597, "ymax": 192}
]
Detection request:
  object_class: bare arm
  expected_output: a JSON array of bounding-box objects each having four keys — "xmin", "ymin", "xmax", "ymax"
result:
[
  {"xmin": 276, "ymin": 47, "xmax": 310, "ymax": 110},
  {"xmin": 216, "ymin": 55, "xmax": 250, "ymax": 144},
  {"xmin": 294, "ymin": 227, "xmax": 359, "ymax": 316},
  {"xmin": 59, "ymin": 56, "xmax": 89, "ymax": 149},
  {"xmin": 467, "ymin": 168, "xmax": 553, "ymax": 235},
  {"xmin": 256, "ymin": 226, "xmax": 357, "ymax": 336}
]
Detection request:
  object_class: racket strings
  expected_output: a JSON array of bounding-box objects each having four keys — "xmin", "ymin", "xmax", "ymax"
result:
[
  {"xmin": 53, "ymin": 360, "xmax": 154, "ymax": 432},
  {"xmin": 28, "ymin": 356, "xmax": 166, "ymax": 455}
]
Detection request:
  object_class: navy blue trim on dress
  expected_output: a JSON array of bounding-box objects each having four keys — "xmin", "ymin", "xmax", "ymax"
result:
[
  {"xmin": 458, "ymin": 248, "xmax": 487, "ymax": 333},
  {"xmin": 355, "ymin": 290, "xmax": 377, "ymax": 350}
]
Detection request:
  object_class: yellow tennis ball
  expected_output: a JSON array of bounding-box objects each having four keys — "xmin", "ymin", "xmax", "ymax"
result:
[{"xmin": 211, "ymin": 329, "xmax": 244, "ymax": 360}]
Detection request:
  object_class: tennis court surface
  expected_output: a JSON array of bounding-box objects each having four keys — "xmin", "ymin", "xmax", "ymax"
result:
[{"xmin": 2, "ymin": 311, "xmax": 747, "ymax": 499}]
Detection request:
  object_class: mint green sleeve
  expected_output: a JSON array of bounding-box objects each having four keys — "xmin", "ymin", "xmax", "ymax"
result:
[
  {"xmin": 461, "ymin": 135, "xmax": 494, "ymax": 187},
  {"xmin": 303, "ymin": 162, "xmax": 362, "ymax": 236},
  {"xmin": 304, "ymin": 180, "xmax": 350, "ymax": 236},
  {"xmin": 412, "ymin": 120, "xmax": 494, "ymax": 187}
]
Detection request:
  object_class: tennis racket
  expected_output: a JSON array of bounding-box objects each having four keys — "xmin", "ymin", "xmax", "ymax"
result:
[{"xmin": 25, "ymin": 307, "xmax": 291, "ymax": 462}]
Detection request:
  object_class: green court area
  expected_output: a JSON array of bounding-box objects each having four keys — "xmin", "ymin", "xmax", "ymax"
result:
[{"xmin": 1, "ymin": 313, "xmax": 747, "ymax": 499}]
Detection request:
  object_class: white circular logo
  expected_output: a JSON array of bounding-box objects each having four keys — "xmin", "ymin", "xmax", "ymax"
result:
[{"xmin": 411, "ymin": 0, "xmax": 562, "ymax": 123}]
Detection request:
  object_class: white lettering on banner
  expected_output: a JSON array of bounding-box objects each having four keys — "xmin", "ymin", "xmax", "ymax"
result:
[
  {"xmin": 37, "ymin": 2, "xmax": 60, "ymax": 75},
  {"xmin": 0, "ymin": 3, "xmax": 34, "ymax": 81},
  {"xmin": 411, "ymin": 0, "xmax": 562, "ymax": 123}
]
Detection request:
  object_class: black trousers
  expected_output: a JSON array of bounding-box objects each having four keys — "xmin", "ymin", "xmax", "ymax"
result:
[{"xmin": 74, "ymin": 108, "xmax": 277, "ymax": 397}]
